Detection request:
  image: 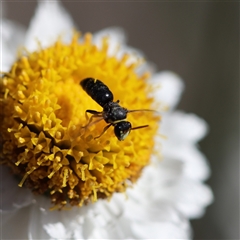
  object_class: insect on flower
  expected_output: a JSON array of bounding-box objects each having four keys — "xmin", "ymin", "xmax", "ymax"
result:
[{"xmin": 80, "ymin": 78, "xmax": 156, "ymax": 141}]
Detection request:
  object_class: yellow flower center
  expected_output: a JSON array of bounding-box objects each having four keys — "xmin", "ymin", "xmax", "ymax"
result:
[{"xmin": 0, "ymin": 32, "xmax": 160, "ymax": 209}]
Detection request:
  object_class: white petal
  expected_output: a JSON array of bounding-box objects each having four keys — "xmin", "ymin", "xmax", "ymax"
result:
[
  {"xmin": 93, "ymin": 27, "xmax": 126, "ymax": 56},
  {"xmin": 165, "ymin": 179, "xmax": 214, "ymax": 219},
  {"xmin": 128, "ymin": 157, "xmax": 212, "ymax": 219},
  {"xmin": 126, "ymin": 159, "xmax": 184, "ymax": 205},
  {"xmin": 24, "ymin": 1, "xmax": 74, "ymax": 51},
  {"xmin": 28, "ymin": 197, "xmax": 81, "ymax": 239},
  {"xmin": 182, "ymin": 146, "xmax": 210, "ymax": 181},
  {"xmin": 149, "ymin": 71, "xmax": 184, "ymax": 110},
  {"xmin": 125, "ymin": 201, "xmax": 191, "ymax": 239},
  {"xmin": 94, "ymin": 27, "xmax": 155, "ymax": 75},
  {"xmin": 87, "ymin": 221, "xmax": 126, "ymax": 239},
  {"xmin": 93, "ymin": 196, "xmax": 124, "ymax": 225},
  {"xmin": 44, "ymin": 222, "xmax": 72, "ymax": 239},
  {"xmin": 132, "ymin": 221, "xmax": 191, "ymax": 239},
  {"xmin": 1, "ymin": 19, "xmax": 26, "ymax": 71},
  {"xmin": 163, "ymin": 144, "xmax": 210, "ymax": 181},
  {"xmin": 28, "ymin": 195, "xmax": 125, "ymax": 239},
  {"xmin": 117, "ymin": 45, "xmax": 144, "ymax": 66},
  {"xmin": 161, "ymin": 111, "xmax": 208, "ymax": 143},
  {"xmin": 160, "ymin": 112, "xmax": 210, "ymax": 180},
  {"xmin": 0, "ymin": 165, "xmax": 34, "ymax": 212}
]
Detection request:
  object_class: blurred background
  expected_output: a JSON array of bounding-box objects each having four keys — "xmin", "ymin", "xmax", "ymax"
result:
[{"xmin": 3, "ymin": 1, "xmax": 239, "ymax": 239}]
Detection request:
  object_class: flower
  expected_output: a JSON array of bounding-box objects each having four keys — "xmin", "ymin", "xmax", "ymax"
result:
[{"xmin": 1, "ymin": 1, "xmax": 213, "ymax": 239}]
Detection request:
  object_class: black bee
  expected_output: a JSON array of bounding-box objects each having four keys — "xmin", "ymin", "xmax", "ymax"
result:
[{"xmin": 80, "ymin": 78, "xmax": 154, "ymax": 141}]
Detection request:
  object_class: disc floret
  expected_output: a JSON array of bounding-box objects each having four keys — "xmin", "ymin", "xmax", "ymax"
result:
[{"xmin": 0, "ymin": 33, "xmax": 160, "ymax": 208}]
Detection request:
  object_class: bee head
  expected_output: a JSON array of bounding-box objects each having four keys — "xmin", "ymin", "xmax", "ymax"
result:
[{"xmin": 114, "ymin": 121, "xmax": 132, "ymax": 141}]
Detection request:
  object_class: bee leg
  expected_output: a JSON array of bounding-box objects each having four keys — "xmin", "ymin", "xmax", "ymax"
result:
[
  {"xmin": 83, "ymin": 109, "xmax": 102, "ymax": 128},
  {"xmin": 80, "ymin": 117, "xmax": 104, "ymax": 136},
  {"xmin": 86, "ymin": 109, "xmax": 102, "ymax": 115},
  {"xmin": 94, "ymin": 123, "xmax": 112, "ymax": 140}
]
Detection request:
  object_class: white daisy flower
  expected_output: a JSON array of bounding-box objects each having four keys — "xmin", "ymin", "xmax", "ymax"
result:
[{"xmin": 0, "ymin": 1, "xmax": 213, "ymax": 239}]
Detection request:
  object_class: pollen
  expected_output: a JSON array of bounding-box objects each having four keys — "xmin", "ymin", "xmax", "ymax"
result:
[{"xmin": 0, "ymin": 32, "xmax": 160, "ymax": 209}]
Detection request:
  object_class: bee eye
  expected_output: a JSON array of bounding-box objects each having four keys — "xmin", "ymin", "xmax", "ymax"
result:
[{"xmin": 114, "ymin": 121, "xmax": 132, "ymax": 141}]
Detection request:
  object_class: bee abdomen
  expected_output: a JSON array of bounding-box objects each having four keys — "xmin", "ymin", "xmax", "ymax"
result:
[{"xmin": 80, "ymin": 78, "xmax": 113, "ymax": 107}]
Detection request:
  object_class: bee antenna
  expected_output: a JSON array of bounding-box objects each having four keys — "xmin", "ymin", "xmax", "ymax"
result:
[
  {"xmin": 127, "ymin": 109, "xmax": 159, "ymax": 114},
  {"xmin": 131, "ymin": 125, "xmax": 149, "ymax": 131}
]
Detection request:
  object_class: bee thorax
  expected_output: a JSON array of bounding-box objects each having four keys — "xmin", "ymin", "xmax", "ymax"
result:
[{"xmin": 103, "ymin": 102, "xmax": 128, "ymax": 123}]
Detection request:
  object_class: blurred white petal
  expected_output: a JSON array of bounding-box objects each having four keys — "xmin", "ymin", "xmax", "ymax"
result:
[
  {"xmin": 93, "ymin": 27, "xmax": 126, "ymax": 56},
  {"xmin": 117, "ymin": 45, "xmax": 145, "ymax": 66},
  {"xmin": 162, "ymin": 136, "xmax": 210, "ymax": 181},
  {"xmin": 150, "ymin": 71, "xmax": 185, "ymax": 110},
  {"xmin": 93, "ymin": 27, "xmax": 147, "ymax": 68},
  {"xmin": 132, "ymin": 221, "xmax": 190, "ymax": 239},
  {"xmin": 161, "ymin": 112, "xmax": 210, "ymax": 181},
  {"xmin": 24, "ymin": 1, "xmax": 74, "ymax": 51},
  {"xmin": 171, "ymin": 179, "xmax": 213, "ymax": 218},
  {"xmin": 126, "ymin": 201, "xmax": 191, "ymax": 239},
  {"xmin": 44, "ymin": 223, "xmax": 72, "ymax": 239},
  {"xmin": 162, "ymin": 111, "xmax": 208, "ymax": 143}
]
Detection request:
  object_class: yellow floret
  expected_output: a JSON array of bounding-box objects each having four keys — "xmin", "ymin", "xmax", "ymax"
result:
[{"xmin": 0, "ymin": 32, "xmax": 160, "ymax": 209}]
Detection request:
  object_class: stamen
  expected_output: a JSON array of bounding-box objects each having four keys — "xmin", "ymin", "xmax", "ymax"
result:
[{"xmin": 18, "ymin": 166, "xmax": 38, "ymax": 187}]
